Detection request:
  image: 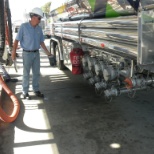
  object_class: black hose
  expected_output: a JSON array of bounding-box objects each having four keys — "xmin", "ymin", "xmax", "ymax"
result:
[{"xmin": 0, "ymin": 0, "xmax": 5, "ymax": 57}]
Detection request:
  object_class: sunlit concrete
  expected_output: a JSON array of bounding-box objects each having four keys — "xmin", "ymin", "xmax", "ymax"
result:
[
  {"xmin": 0, "ymin": 39, "xmax": 60, "ymax": 154},
  {"xmin": 110, "ymin": 143, "xmax": 121, "ymax": 149},
  {"xmin": 14, "ymin": 143, "xmax": 59, "ymax": 154}
]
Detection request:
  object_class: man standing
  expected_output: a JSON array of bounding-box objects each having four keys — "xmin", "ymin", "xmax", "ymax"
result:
[{"xmin": 12, "ymin": 7, "xmax": 52, "ymax": 100}]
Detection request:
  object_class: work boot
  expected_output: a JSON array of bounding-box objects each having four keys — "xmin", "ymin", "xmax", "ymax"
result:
[
  {"xmin": 34, "ymin": 91, "xmax": 44, "ymax": 98},
  {"xmin": 20, "ymin": 92, "xmax": 31, "ymax": 100}
]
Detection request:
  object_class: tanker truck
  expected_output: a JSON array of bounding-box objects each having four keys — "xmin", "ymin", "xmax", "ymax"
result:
[{"xmin": 49, "ymin": 0, "xmax": 154, "ymax": 100}]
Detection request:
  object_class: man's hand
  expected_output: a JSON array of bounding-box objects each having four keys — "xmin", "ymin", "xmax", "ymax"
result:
[
  {"xmin": 48, "ymin": 53, "xmax": 53, "ymax": 57},
  {"xmin": 40, "ymin": 42, "xmax": 53, "ymax": 57}
]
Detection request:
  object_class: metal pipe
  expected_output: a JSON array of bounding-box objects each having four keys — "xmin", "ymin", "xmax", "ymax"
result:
[
  {"xmin": 104, "ymin": 86, "xmax": 147, "ymax": 98},
  {"xmin": 130, "ymin": 60, "xmax": 134, "ymax": 78}
]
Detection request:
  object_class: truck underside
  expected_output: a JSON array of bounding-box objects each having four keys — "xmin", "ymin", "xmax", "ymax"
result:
[{"xmin": 50, "ymin": 0, "xmax": 154, "ymax": 100}]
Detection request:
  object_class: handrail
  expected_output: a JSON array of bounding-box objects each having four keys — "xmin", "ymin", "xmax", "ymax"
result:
[{"xmin": 0, "ymin": 75, "xmax": 20, "ymax": 122}]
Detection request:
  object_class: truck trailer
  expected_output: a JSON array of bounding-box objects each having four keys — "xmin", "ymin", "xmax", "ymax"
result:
[{"xmin": 49, "ymin": 0, "xmax": 154, "ymax": 100}]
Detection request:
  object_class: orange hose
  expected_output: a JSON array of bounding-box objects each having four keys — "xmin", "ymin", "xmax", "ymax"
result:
[
  {"xmin": 0, "ymin": 76, "xmax": 20, "ymax": 122},
  {"xmin": 4, "ymin": 9, "xmax": 9, "ymax": 46}
]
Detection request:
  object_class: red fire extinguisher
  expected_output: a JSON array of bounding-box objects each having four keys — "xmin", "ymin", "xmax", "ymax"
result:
[{"xmin": 70, "ymin": 48, "xmax": 84, "ymax": 74}]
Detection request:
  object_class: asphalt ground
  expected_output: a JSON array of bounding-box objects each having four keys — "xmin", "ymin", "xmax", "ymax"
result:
[{"xmin": 0, "ymin": 38, "xmax": 154, "ymax": 154}]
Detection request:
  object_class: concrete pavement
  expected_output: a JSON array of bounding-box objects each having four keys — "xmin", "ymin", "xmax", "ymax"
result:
[{"xmin": 0, "ymin": 38, "xmax": 154, "ymax": 154}]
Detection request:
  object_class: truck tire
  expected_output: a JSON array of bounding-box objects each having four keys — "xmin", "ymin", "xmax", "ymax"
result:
[
  {"xmin": 55, "ymin": 45, "xmax": 65, "ymax": 70},
  {"xmin": 50, "ymin": 41, "xmax": 56, "ymax": 55},
  {"xmin": 0, "ymin": 0, "xmax": 5, "ymax": 57}
]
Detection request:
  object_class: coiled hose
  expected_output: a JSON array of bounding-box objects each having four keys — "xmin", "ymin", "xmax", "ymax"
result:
[{"xmin": 0, "ymin": 75, "xmax": 20, "ymax": 122}]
